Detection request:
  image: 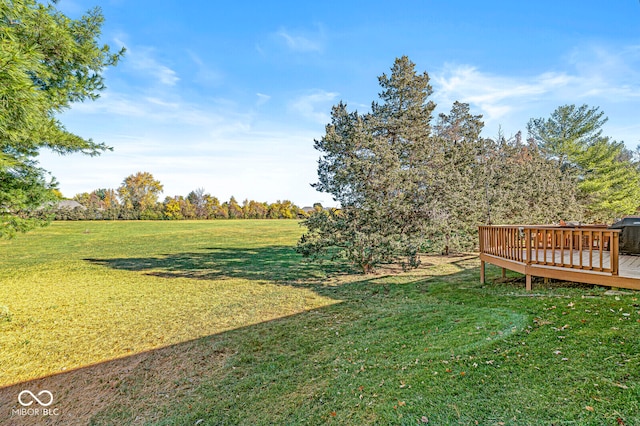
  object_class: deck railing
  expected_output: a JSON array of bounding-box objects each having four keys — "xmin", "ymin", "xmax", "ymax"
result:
[{"xmin": 479, "ymin": 225, "xmax": 620, "ymax": 275}]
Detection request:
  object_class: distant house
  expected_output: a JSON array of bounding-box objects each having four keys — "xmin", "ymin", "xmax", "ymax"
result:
[
  {"xmin": 55, "ymin": 200, "xmax": 86, "ymax": 210},
  {"xmin": 301, "ymin": 206, "xmax": 337, "ymax": 215}
]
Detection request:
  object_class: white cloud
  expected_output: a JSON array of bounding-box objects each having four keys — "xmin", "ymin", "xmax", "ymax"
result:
[
  {"xmin": 277, "ymin": 29, "xmax": 323, "ymax": 52},
  {"xmin": 256, "ymin": 93, "xmax": 271, "ymax": 106},
  {"xmin": 289, "ymin": 90, "xmax": 339, "ymax": 123},
  {"xmin": 433, "ymin": 65, "xmax": 576, "ymax": 121},
  {"xmin": 145, "ymin": 97, "xmax": 180, "ymax": 109},
  {"xmin": 187, "ymin": 50, "xmax": 223, "ymax": 87},
  {"xmin": 115, "ymin": 38, "xmax": 179, "ymax": 86},
  {"xmin": 155, "ymin": 67, "xmax": 179, "ymax": 86},
  {"xmin": 68, "ymin": 91, "xmax": 228, "ymax": 127},
  {"xmin": 432, "ymin": 43, "xmax": 640, "ymax": 140}
]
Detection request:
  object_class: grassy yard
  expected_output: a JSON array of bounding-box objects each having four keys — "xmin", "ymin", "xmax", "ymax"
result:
[{"xmin": 0, "ymin": 220, "xmax": 638, "ymax": 425}]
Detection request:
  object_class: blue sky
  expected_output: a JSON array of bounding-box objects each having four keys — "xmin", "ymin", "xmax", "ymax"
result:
[{"xmin": 42, "ymin": 1, "xmax": 640, "ymax": 206}]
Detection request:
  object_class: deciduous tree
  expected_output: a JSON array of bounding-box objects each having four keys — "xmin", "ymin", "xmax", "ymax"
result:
[{"xmin": 118, "ymin": 172, "xmax": 163, "ymax": 217}]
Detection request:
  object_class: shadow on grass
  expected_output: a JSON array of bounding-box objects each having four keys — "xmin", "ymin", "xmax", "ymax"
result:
[
  {"xmin": 84, "ymin": 246, "xmax": 356, "ymax": 285},
  {"xmin": 0, "ymin": 253, "xmax": 489, "ymax": 424},
  {"xmin": 0, "ymin": 258, "xmax": 488, "ymax": 425}
]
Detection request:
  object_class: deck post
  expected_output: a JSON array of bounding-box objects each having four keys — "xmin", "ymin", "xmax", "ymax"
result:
[
  {"xmin": 525, "ymin": 274, "xmax": 532, "ymax": 291},
  {"xmin": 501, "ymin": 268, "xmax": 506, "ymax": 278},
  {"xmin": 480, "ymin": 260, "xmax": 485, "ymax": 284}
]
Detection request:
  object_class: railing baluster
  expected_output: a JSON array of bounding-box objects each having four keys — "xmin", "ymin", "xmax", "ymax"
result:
[
  {"xmin": 612, "ymin": 232, "xmax": 619, "ymax": 275},
  {"xmin": 560, "ymin": 229, "xmax": 565, "ymax": 267},
  {"xmin": 599, "ymin": 231, "xmax": 604, "ymax": 271},
  {"xmin": 579, "ymin": 229, "xmax": 583, "ymax": 268},
  {"xmin": 569, "ymin": 230, "xmax": 574, "ymax": 267},
  {"xmin": 526, "ymin": 228, "xmax": 531, "ymax": 264},
  {"xmin": 588, "ymin": 230, "xmax": 593, "ymax": 270}
]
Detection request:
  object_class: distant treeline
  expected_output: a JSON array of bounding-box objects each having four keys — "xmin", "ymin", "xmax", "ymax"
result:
[
  {"xmin": 38, "ymin": 172, "xmax": 325, "ymax": 221},
  {"xmin": 51, "ymin": 196, "xmax": 318, "ymax": 221}
]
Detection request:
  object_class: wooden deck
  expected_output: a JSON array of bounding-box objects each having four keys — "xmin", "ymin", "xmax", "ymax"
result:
[{"xmin": 479, "ymin": 225, "xmax": 640, "ymax": 291}]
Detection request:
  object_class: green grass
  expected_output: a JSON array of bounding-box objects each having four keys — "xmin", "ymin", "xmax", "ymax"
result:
[
  {"xmin": 0, "ymin": 221, "xmax": 638, "ymax": 425},
  {"xmin": 0, "ymin": 221, "xmax": 342, "ymax": 386}
]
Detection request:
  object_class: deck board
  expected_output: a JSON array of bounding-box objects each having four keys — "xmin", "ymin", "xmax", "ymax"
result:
[
  {"xmin": 621, "ymin": 255, "xmax": 640, "ymax": 278},
  {"xmin": 506, "ymin": 249, "xmax": 640, "ymax": 279}
]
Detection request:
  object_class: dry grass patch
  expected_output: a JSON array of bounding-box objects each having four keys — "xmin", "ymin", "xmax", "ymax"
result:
[{"xmin": 0, "ymin": 336, "xmax": 233, "ymax": 425}]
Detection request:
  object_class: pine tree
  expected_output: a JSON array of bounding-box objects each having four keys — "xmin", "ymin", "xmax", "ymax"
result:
[
  {"xmin": 299, "ymin": 57, "xmax": 437, "ymax": 272},
  {"xmin": 1, "ymin": 0, "xmax": 123, "ymax": 236},
  {"xmin": 528, "ymin": 104, "xmax": 640, "ymax": 221}
]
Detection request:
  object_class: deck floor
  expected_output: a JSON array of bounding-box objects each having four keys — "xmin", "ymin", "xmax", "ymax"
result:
[{"xmin": 503, "ymin": 249, "xmax": 640, "ymax": 279}]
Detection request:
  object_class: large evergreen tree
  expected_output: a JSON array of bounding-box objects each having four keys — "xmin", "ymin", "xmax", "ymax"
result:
[
  {"xmin": 298, "ymin": 57, "xmax": 437, "ymax": 272},
  {"xmin": 528, "ymin": 104, "xmax": 640, "ymax": 221},
  {"xmin": 0, "ymin": 0, "xmax": 123, "ymax": 237},
  {"xmin": 429, "ymin": 101, "xmax": 487, "ymax": 253}
]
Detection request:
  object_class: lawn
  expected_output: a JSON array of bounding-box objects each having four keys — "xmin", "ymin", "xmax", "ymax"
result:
[{"xmin": 0, "ymin": 220, "xmax": 638, "ymax": 425}]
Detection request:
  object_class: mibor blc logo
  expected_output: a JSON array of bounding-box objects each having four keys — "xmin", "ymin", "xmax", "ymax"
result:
[
  {"xmin": 11, "ymin": 390, "xmax": 60, "ymax": 417},
  {"xmin": 18, "ymin": 390, "xmax": 53, "ymax": 407}
]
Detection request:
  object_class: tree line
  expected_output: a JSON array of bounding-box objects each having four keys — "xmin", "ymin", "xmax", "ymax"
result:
[
  {"xmin": 298, "ymin": 57, "xmax": 640, "ymax": 273},
  {"xmin": 46, "ymin": 171, "xmax": 310, "ymax": 221}
]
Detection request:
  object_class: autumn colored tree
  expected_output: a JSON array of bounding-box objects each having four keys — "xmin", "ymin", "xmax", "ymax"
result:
[
  {"xmin": 226, "ymin": 196, "xmax": 243, "ymax": 219},
  {"xmin": 97, "ymin": 188, "xmax": 119, "ymax": 209},
  {"xmin": 163, "ymin": 196, "xmax": 183, "ymax": 220},
  {"xmin": 117, "ymin": 172, "xmax": 163, "ymax": 217},
  {"xmin": 74, "ymin": 192, "xmax": 102, "ymax": 209},
  {"xmin": 243, "ymin": 199, "xmax": 268, "ymax": 219},
  {"xmin": 203, "ymin": 194, "xmax": 224, "ymax": 218}
]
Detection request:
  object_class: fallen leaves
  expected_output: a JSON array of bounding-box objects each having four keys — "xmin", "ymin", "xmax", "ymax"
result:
[
  {"xmin": 585, "ymin": 405, "xmax": 594, "ymax": 412},
  {"xmin": 604, "ymin": 380, "xmax": 630, "ymax": 390}
]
